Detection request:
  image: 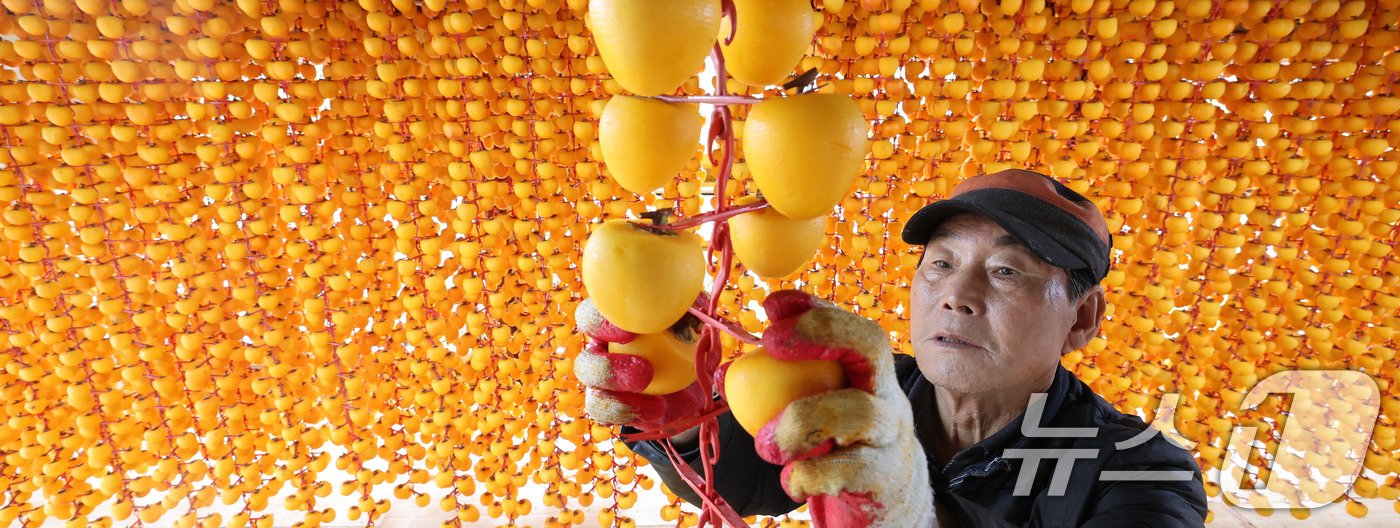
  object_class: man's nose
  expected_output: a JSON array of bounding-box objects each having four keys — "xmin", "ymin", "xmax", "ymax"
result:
[{"xmin": 938, "ymin": 269, "xmax": 984, "ymax": 316}]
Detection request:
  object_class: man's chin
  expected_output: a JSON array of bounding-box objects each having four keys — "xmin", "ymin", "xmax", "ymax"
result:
[{"xmin": 913, "ymin": 351, "xmax": 997, "ymax": 393}]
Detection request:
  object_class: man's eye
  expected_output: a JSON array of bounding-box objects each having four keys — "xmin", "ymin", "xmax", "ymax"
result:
[
  {"xmin": 994, "ymin": 266, "xmax": 1017, "ymax": 276},
  {"xmin": 931, "ymin": 260, "xmax": 951, "ymax": 269}
]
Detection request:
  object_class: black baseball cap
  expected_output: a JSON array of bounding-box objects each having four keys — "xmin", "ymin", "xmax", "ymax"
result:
[{"xmin": 901, "ymin": 168, "xmax": 1113, "ymax": 282}]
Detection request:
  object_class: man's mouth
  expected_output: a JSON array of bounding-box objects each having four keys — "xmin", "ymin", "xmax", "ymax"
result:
[{"xmin": 933, "ymin": 334, "xmax": 981, "ymax": 349}]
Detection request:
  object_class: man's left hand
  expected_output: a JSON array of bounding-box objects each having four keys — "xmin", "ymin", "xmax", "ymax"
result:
[{"xmin": 738, "ymin": 290, "xmax": 936, "ymax": 528}]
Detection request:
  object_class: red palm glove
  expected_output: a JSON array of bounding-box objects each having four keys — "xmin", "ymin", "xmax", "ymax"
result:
[
  {"xmin": 572, "ymin": 294, "xmax": 717, "ymax": 432},
  {"xmin": 731, "ymin": 290, "xmax": 935, "ymax": 528}
]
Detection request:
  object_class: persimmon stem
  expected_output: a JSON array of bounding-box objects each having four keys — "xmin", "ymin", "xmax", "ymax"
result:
[
  {"xmin": 651, "ymin": 199, "xmax": 768, "ymax": 231},
  {"xmin": 638, "ymin": 209, "xmax": 673, "ymax": 226},
  {"xmin": 688, "ymin": 306, "xmax": 762, "ymax": 346}
]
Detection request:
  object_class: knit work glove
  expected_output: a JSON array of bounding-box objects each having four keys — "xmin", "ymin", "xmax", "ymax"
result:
[
  {"xmin": 741, "ymin": 290, "xmax": 935, "ymax": 528},
  {"xmin": 572, "ymin": 295, "xmax": 716, "ymax": 432}
]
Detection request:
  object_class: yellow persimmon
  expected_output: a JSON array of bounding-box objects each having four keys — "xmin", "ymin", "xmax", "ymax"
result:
[
  {"xmin": 608, "ymin": 331, "xmax": 698, "ymax": 395},
  {"xmin": 724, "ymin": 347, "xmax": 847, "ymax": 435},
  {"xmin": 581, "ymin": 218, "xmax": 706, "ymax": 335},
  {"xmin": 728, "ymin": 196, "xmax": 826, "ymax": 279}
]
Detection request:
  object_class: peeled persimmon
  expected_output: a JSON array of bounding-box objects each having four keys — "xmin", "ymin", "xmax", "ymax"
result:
[
  {"xmin": 588, "ymin": 0, "xmax": 721, "ymax": 96},
  {"xmin": 724, "ymin": 346, "xmax": 847, "ymax": 436},
  {"xmin": 599, "ymin": 96, "xmax": 702, "ymax": 195},
  {"xmin": 581, "ymin": 218, "xmax": 706, "ymax": 335},
  {"xmin": 719, "ymin": 0, "xmax": 818, "ymax": 87},
  {"xmin": 744, "ymin": 92, "xmax": 868, "ymax": 219},
  {"xmin": 608, "ymin": 331, "xmax": 697, "ymax": 395},
  {"xmin": 728, "ymin": 195, "xmax": 826, "ymax": 279}
]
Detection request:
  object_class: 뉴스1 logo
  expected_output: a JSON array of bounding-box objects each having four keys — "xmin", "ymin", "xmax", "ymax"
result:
[{"xmin": 1002, "ymin": 370, "xmax": 1380, "ymax": 510}]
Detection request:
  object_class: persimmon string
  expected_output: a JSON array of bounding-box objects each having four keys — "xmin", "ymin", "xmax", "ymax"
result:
[
  {"xmin": 653, "ymin": 94, "xmax": 763, "ymax": 105},
  {"xmin": 651, "ymin": 198, "xmax": 768, "ymax": 231},
  {"xmin": 658, "ymin": 41, "xmax": 751, "ymax": 528},
  {"xmin": 687, "ymin": 306, "xmax": 762, "ymax": 346}
]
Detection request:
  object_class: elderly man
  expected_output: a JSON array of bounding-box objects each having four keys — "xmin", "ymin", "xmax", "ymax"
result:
[{"xmin": 575, "ymin": 169, "xmax": 1208, "ymax": 527}]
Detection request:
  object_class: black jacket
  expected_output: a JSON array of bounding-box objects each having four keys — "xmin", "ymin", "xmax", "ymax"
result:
[{"xmin": 622, "ymin": 354, "xmax": 1208, "ymax": 527}]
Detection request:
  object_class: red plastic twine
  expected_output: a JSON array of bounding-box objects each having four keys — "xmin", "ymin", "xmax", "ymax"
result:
[
  {"xmin": 618, "ymin": 43, "xmax": 761, "ymax": 528},
  {"xmin": 687, "ymin": 43, "xmax": 746, "ymax": 528}
]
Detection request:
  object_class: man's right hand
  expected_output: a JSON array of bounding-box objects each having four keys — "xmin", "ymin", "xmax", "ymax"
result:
[{"xmin": 572, "ymin": 295, "xmax": 715, "ymax": 435}]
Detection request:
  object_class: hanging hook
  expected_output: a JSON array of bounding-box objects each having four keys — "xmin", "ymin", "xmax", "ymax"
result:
[
  {"xmin": 721, "ymin": 0, "xmax": 738, "ymax": 45},
  {"xmin": 705, "ymin": 105, "xmax": 732, "ymax": 167}
]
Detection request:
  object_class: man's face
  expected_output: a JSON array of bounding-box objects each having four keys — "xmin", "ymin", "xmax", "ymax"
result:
[{"xmin": 910, "ymin": 212, "xmax": 1093, "ymax": 395}]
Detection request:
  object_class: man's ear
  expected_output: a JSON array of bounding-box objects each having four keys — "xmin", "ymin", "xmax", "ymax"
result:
[{"xmin": 1063, "ymin": 286, "xmax": 1105, "ymax": 355}]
